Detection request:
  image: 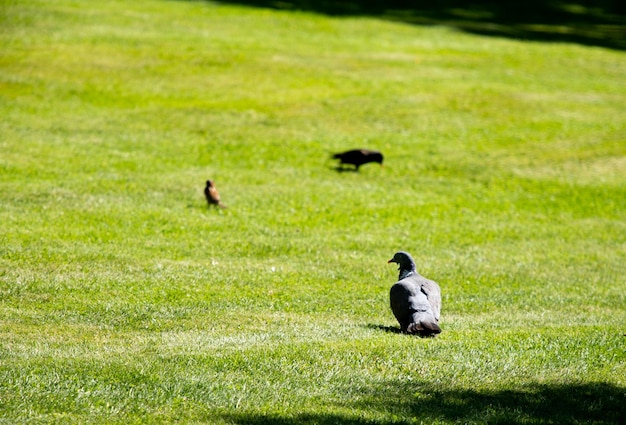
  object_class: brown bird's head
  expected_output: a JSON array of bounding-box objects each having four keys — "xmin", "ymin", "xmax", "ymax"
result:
[{"xmin": 206, "ymin": 180, "xmax": 214, "ymax": 188}]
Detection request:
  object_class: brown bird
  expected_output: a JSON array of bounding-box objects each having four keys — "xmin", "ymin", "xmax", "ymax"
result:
[
  {"xmin": 204, "ymin": 180, "xmax": 226, "ymax": 209},
  {"xmin": 388, "ymin": 251, "xmax": 442, "ymax": 337},
  {"xmin": 332, "ymin": 149, "xmax": 383, "ymax": 171}
]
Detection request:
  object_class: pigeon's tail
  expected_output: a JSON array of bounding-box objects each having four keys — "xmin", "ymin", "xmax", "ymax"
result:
[{"xmin": 406, "ymin": 320, "xmax": 441, "ymax": 337}]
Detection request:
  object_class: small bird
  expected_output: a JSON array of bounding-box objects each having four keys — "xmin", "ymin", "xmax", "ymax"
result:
[
  {"xmin": 332, "ymin": 149, "xmax": 383, "ymax": 171},
  {"xmin": 204, "ymin": 180, "xmax": 226, "ymax": 209},
  {"xmin": 388, "ymin": 251, "xmax": 442, "ymax": 337}
]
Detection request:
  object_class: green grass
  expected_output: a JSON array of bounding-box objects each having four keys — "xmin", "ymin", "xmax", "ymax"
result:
[{"xmin": 1, "ymin": 0, "xmax": 625, "ymax": 423}]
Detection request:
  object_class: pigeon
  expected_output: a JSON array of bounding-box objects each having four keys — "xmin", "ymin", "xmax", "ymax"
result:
[
  {"xmin": 388, "ymin": 251, "xmax": 441, "ymax": 337},
  {"xmin": 332, "ymin": 149, "xmax": 383, "ymax": 171},
  {"xmin": 204, "ymin": 180, "xmax": 226, "ymax": 209}
]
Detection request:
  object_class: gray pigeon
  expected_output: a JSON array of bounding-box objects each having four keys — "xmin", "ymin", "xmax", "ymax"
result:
[{"xmin": 388, "ymin": 251, "xmax": 442, "ymax": 337}]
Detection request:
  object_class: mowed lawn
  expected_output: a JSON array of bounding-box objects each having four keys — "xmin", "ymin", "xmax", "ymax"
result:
[{"xmin": 1, "ymin": 0, "xmax": 625, "ymax": 423}]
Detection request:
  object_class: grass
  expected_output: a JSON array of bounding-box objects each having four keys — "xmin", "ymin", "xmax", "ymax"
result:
[{"xmin": 1, "ymin": 0, "xmax": 625, "ymax": 423}]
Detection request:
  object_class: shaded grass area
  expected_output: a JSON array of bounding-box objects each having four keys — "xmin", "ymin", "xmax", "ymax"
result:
[
  {"xmin": 216, "ymin": 0, "xmax": 626, "ymax": 50},
  {"xmin": 224, "ymin": 382, "xmax": 626, "ymax": 424}
]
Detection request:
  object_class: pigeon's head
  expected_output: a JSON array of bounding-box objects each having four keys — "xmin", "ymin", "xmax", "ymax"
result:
[{"xmin": 387, "ymin": 251, "xmax": 416, "ymax": 272}]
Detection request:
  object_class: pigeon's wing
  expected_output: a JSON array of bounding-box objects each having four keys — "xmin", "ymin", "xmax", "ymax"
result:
[
  {"xmin": 390, "ymin": 280, "xmax": 419, "ymax": 329},
  {"xmin": 419, "ymin": 278, "xmax": 441, "ymax": 322},
  {"xmin": 391, "ymin": 276, "xmax": 441, "ymax": 335}
]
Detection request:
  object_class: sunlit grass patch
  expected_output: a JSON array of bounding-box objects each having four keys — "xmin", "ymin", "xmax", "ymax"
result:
[{"xmin": 1, "ymin": 0, "xmax": 625, "ymax": 423}]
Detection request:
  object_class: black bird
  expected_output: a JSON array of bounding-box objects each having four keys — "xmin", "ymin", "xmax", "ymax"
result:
[
  {"xmin": 388, "ymin": 251, "xmax": 442, "ymax": 337},
  {"xmin": 204, "ymin": 180, "xmax": 226, "ymax": 209},
  {"xmin": 332, "ymin": 149, "xmax": 383, "ymax": 171}
]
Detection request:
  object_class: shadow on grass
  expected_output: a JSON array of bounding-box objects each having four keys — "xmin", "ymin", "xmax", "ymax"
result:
[
  {"xmin": 222, "ymin": 381, "xmax": 626, "ymax": 424},
  {"xmin": 365, "ymin": 323, "xmax": 402, "ymax": 333},
  {"xmin": 366, "ymin": 324, "xmax": 440, "ymax": 338},
  {"xmin": 211, "ymin": 0, "xmax": 626, "ymax": 50},
  {"xmin": 329, "ymin": 165, "xmax": 359, "ymax": 173}
]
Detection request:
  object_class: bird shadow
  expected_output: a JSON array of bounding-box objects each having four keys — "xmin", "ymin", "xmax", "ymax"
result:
[
  {"xmin": 366, "ymin": 324, "xmax": 441, "ymax": 338},
  {"xmin": 331, "ymin": 166, "xmax": 359, "ymax": 173},
  {"xmin": 365, "ymin": 324, "xmax": 402, "ymax": 334}
]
